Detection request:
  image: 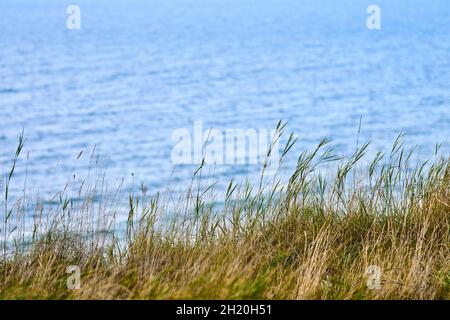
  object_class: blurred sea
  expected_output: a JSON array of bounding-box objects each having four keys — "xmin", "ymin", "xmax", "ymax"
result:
[{"xmin": 0, "ymin": 0, "xmax": 449, "ymax": 203}]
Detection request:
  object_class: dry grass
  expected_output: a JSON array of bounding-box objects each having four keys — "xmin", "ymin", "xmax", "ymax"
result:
[{"xmin": 0, "ymin": 129, "xmax": 449, "ymax": 299}]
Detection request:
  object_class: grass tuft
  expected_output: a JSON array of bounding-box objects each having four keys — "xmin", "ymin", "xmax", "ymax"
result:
[{"xmin": 0, "ymin": 129, "xmax": 449, "ymax": 299}]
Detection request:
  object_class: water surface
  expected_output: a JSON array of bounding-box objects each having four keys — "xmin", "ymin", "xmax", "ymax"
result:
[{"xmin": 1, "ymin": 0, "xmax": 449, "ymax": 202}]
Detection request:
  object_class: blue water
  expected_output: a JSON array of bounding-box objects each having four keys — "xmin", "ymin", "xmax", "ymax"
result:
[{"xmin": 1, "ymin": 0, "xmax": 449, "ymax": 201}]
